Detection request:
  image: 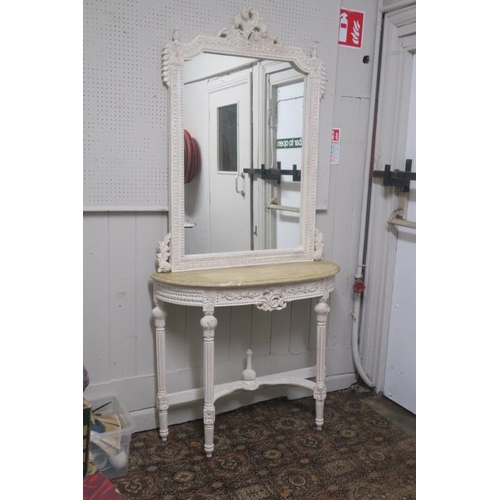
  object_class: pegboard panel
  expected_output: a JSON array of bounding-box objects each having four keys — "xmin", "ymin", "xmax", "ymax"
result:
[{"xmin": 83, "ymin": 0, "xmax": 339, "ymax": 209}]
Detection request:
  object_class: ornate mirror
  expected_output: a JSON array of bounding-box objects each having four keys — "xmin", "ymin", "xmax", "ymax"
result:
[{"xmin": 157, "ymin": 7, "xmax": 325, "ymax": 272}]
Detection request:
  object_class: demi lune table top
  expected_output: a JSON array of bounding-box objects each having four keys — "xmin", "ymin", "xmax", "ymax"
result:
[{"xmin": 151, "ymin": 260, "xmax": 340, "ymax": 288}]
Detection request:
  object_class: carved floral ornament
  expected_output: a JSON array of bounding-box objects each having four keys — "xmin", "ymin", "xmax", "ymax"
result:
[
  {"xmin": 313, "ymin": 228, "xmax": 324, "ymax": 261},
  {"xmin": 161, "ymin": 7, "xmax": 326, "ymax": 91},
  {"xmin": 256, "ymin": 290, "xmax": 288, "ymax": 311},
  {"xmin": 157, "ymin": 233, "xmax": 172, "ymax": 273},
  {"xmin": 218, "ymin": 7, "xmax": 279, "ymax": 46}
]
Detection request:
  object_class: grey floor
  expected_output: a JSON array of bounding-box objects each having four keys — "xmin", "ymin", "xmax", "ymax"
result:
[{"xmin": 361, "ymin": 392, "xmax": 416, "ymax": 437}]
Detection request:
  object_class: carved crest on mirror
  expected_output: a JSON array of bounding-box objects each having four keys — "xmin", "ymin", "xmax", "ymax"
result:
[{"xmin": 158, "ymin": 7, "xmax": 326, "ymax": 272}]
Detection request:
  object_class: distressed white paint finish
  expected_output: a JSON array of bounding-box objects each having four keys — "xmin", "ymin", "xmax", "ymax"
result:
[
  {"xmin": 152, "ymin": 302, "xmax": 169, "ymax": 440},
  {"xmin": 162, "ymin": 8, "xmax": 326, "ymax": 272},
  {"xmin": 151, "ymin": 263, "xmax": 337, "ymax": 456},
  {"xmin": 83, "ymin": 212, "xmax": 356, "ymax": 423}
]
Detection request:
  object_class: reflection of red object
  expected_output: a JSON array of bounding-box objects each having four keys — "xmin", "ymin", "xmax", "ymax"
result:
[
  {"xmin": 184, "ymin": 130, "xmax": 200, "ymax": 184},
  {"xmin": 353, "ymin": 278, "xmax": 366, "ymax": 294}
]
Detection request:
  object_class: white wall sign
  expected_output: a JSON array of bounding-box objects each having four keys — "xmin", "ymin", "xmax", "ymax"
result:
[{"xmin": 330, "ymin": 128, "xmax": 341, "ymax": 165}]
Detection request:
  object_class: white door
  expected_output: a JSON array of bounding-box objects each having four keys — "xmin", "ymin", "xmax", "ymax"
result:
[
  {"xmin": 384, "ymin": 53, "xmax": 416, "ymax": 414},
  {"xmin": 208, "ymin": 73, "xmax": 251, "ymax": 253},
  {"xmin": 274, "ymin": 80, "xmax": 303, "ymax": 249}
]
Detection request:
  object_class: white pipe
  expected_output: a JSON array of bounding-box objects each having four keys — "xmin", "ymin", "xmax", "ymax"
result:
[{"xmin": 352, "ymin": 291, "xmax": 375, "ymax": 387}]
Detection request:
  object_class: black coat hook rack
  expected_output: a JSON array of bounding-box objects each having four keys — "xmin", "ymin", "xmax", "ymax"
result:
[
  {"xmin": 243, "ymin": 163, "xmax": 301, "ymax": 185},
  {"xmin": 372, "ymin": 160, "xmax": 415, "ymax": 192}
]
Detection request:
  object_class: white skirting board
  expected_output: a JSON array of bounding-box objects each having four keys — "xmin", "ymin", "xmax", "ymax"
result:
[{"xmin": 129, "ymin": 372, "xmax": 356, "ymax": 433}]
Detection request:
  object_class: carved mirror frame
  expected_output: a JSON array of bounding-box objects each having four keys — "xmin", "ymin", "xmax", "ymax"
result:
[{"xmin": 158, "ymin": 7, "xmax": 325, "ymax": 273}]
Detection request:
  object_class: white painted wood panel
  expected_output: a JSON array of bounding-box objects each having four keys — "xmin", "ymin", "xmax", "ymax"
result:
[
  {"xmin": 270, "ymin": 307, "xmax": 293, "ymax": 355},
  {"xmin": 83, "ymin": 214, "xmax": 111, "ymax": 384},
  {"xmin": 250, "ymin": 307, "xmax": 273, "ymax": 357},
  {"xmin": 290, "ymin": 300, "xmax": 312, "ymax": 354},
  {"xmin": 108, "ymin": 214, "xmax": 137, "ymax": 380},
  {"xmin": 135, "ymin": 213, "xmax": 165, "ymax": 376},
  {"xmin": 229, "ymin": 306, "xmax": 253, "ymax": 360},
  {"xmin": 319, "ymin": 96, "xmax": 371, "ymax": 349}
]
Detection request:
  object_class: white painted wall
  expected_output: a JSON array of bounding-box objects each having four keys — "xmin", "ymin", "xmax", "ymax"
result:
[{"xmin": 83, "ymin": 0, "xmax": 383, "ymax": 431}]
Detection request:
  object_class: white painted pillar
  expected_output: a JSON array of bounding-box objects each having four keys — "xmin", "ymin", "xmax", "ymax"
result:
[
  {"xmin": 314, "ymin": 297, "xmax": 330, "ymax": 430},
  {"xmin": 201, "ymin": 309, "xmax": 218, "ymax": 457},
  {"xmin": 152, "ymin": 303, "xmax": 169, "ymax": 441}
]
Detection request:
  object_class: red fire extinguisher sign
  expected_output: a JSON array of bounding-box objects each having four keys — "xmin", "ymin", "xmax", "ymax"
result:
[{"xmin": 338, "ymin": 8, "xmax": 365, "ymax": 49}]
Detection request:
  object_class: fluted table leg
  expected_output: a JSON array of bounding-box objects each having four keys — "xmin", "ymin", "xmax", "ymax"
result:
[
  {"xmin": 153, "ymin": 303, "xmax": 169, "ymax": 441},
  {"xmin": 201, "ymin": 308, "xmax": 218, "ymax": 457},
  {"xmin": 314, "ymin": 297, "xmax": 330, "ymax": 430}
]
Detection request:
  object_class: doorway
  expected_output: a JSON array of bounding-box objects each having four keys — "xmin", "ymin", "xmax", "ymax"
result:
[{"xmin": 208, "ymin": 71, "xmax": 252, "ymax": 253}]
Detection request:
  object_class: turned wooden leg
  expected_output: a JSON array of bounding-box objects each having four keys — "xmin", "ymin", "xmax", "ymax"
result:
[
  {"xmin": 201, "ymin": 309, "xmax": 218, "ymax": 457},
  {"xmin": 153, "ymin": 303, "xmax": 169, "ymax": 441},
  {"xmin": 314, "ymin": 297, "xmax": 330, "ymax": 430}
]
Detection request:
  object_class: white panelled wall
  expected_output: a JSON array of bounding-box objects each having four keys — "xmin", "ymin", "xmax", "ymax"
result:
[{"xmin": 83, "ymin": 0, "xmax": 383, "ymax": 432}]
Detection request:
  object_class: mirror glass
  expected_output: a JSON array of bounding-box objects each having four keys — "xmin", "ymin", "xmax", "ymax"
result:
[{"xmin": 183, "ymin": 53, "xmax": 305, "ymax": 256}]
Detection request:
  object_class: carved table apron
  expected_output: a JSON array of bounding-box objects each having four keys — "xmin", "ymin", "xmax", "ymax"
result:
[{"xmin": 151, "ymin": 260, "xmax": 340, "ymax": 457}]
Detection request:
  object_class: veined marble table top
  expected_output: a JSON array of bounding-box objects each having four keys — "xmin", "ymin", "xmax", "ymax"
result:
[{"xmin": 151, "ymin": 260, "xmax": 340, "ymax": 288}]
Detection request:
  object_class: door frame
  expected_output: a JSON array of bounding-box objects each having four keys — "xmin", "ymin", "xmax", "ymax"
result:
[
  {"xmin": 358, "ymin": 2, "xmax": 416, "ymax": 393},
  {"xmin": 259, "ymin": 62, "xmax": 305, "ymax": 250}
]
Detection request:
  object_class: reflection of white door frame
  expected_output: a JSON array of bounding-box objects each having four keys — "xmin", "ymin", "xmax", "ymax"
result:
[
  {"xmin": 274, "ymin": 81, "xmax": 304, "ymax": 250},
  {"xmin": 357, "ymin": 3, "xmax": 416, "ymax": 396},
  {"xmin": 253, "ymin": 61, "xmax": 305, "ymax": 250},
  {"xmin": 208, "ymin": 71, "xmax": 252, "ymax": 253}
]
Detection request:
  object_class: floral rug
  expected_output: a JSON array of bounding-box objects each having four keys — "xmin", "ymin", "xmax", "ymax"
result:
[{"xmin": 113, "ymin": 388, "xmax": 415, "ymax": 499}]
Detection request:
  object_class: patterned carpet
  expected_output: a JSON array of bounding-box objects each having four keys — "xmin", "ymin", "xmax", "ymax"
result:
[{"xmin": 113, "ymin": 388, "xmax": 415, "ymax": 499}]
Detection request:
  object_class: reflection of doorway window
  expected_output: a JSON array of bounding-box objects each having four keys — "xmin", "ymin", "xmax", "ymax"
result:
[{"xmin": 218, "ymin": 104, "xmax": 238, "ymax": 172}]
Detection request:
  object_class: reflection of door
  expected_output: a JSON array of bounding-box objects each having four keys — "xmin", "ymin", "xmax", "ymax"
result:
[
  {"xmin": 274, "ymin": 80, "xmax": 303, "ymax": 249},
  {"xmin": 208, "ymin": 74, "xmax": 251, "ymax": 253},
  {"xmin": 256, "ymin": 64, "xmax": 304, "ymax": 250},
  {"xmin": 384, "ymin": 53, "xmax": 416, "ymax": 414}
]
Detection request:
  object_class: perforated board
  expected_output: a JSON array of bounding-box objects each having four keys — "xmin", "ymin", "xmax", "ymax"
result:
[{"xmin": 83, "ymin": 0, "xmax": 339, "ymax": 210}]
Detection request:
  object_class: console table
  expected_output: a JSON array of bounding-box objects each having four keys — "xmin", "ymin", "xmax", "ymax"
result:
[{"xmin": 151, "ymin": 260, "xmax": 340, "ymax": 457}]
